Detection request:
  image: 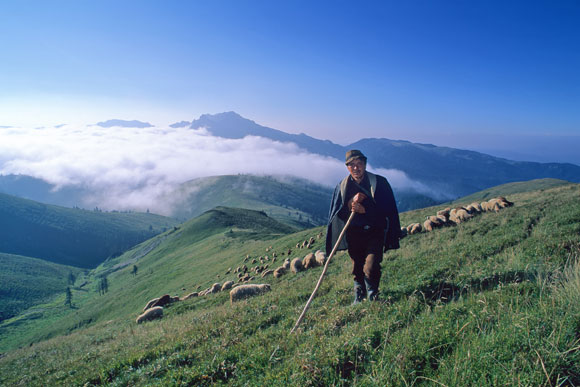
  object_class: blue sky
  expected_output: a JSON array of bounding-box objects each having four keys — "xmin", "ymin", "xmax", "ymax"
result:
[{"xmin": 1, "ymin": 1, "xmax": 579, "ymax": 164}]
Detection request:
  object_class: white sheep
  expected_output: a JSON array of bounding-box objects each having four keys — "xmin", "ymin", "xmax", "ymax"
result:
[
  {"xmin": 273, "ymin": 266, "xmax": 286, "ymax": 278},
  {"xmin": 182, "ymin": 292, "xmax": 198, "ymax": 300},
  {"xmin": 291, "ymin": 257, "xmax": 304, "ymax": 273},
  {"xmin": 314, "ymin": 250, "xmax": 327, "ymax": 266},
  {"xmin": 303, "ymin": 253, "xmax": 317, "ymax": 269},
  {"xmin": 136, "ymin": 306, "xmax": 163, "ymax": 324},
  {"xmin": 229, "ymin": 284, "xmax": 271, "ymax": 304}
]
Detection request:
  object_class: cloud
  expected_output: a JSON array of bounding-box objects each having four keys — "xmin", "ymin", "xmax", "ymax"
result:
[
  {"xmin": 369, "ymin": 167, "xmax": 452, "ymax": 200},
  {"xmin": 0, "ymin": 124, "xmax": 345, "ymax": 213},
  {"xmin": 0, "ymin": 124, "xmax": 440, "ymax": 214}
]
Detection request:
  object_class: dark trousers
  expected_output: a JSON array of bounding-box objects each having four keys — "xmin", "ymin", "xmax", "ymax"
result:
[{"xmin": 346, "ymin": 228, "xmax": 383, "ymax": 288}]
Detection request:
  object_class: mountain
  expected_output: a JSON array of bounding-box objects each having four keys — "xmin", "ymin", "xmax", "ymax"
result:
[
  {"xmin": 187, "ymin": 111, "xmax": 344, "ymax": 158},
  {"xmin": 185, "ymin": 112, "xmax": 580, "ymax": 198},
  {"xmin": 0, "ymin": 192, "xmax": 180, "ymax": 268},
  {"xmin": 351, "ymin": 138, "xmax": 580, "ymax": 197},
  {"xmin": 165, "ymin": 174, "xmax": 332, "ymax": 228},
  {"xmin": 95, "ymin": 119, "xmax": 153, "ymax": 128},
  {"xmin": 1, "ymin": 179, "xmax": 578, "ymax": 384}
]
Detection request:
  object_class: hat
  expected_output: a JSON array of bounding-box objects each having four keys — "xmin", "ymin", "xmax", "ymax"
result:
[{"xmin": 345, "ymin": 149, "xmax": 367, "ymax": 165}]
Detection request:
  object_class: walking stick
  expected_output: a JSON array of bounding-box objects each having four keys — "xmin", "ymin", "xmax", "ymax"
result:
[
  {"xmin": 270, "ymin": 211, "xmax": 356, "ymax": 361},
  {"xmin": 289, "ymin": 210, "xmax": 356, "ymax": 333}
]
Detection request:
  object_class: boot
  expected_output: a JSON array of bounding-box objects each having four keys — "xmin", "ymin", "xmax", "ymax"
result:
[
  {"xmin": 365, "ymin": 277, "xmax": 380, "ymax": 301},
  {"xmin": 353, "ymin": 280, "xmax": 366, "ymax": 305}
]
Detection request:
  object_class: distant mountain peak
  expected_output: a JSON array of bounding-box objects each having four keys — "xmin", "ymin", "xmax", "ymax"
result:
[
  {"xmin": 169, "ymin": 121, "xmax": 191, "ymax": 128},
  {"xmin": 95, "ymin": 119, "xmax": 153, "ymax": 128}
]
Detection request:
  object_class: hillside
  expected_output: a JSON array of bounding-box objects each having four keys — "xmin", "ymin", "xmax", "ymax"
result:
[
  {"xmin": 1, "ymin": 180, "xmax": 579, "ymax": 385},
  {"xmin": 166, "ymin": 174, "xmax": 332, "ymax": 227},
  {"xmin": 0, "ymin": 192, "xmax": 180, "ymax": 268},
  {"xmin": 0, "ymin": 253, "xmax": 83, "ymax": 321}
]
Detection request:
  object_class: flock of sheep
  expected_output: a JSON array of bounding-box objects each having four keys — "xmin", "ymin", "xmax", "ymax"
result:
[
  {"xmin": 401, "ymin": 196, "xmax": 514, "ymax": 236},
  {"xmin": 136, "ymin": 197, "xmax": 514, "ymax": 323},
  {"xmin": 136, "ymin": 233, "xmax": 326, "ymax": 323}
]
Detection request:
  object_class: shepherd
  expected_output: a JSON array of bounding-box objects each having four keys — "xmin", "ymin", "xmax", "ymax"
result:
[{"xmin": 326, "ymin": 149, "xmax": 401, "ymax": 303}]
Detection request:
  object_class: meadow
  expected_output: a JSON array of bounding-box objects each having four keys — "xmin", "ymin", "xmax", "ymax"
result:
[{"xmin": 0, "ymin": 181, "xmax": 579, "ymax": 386}]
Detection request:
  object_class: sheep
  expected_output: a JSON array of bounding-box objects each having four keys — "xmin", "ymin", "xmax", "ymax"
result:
[
  {"xmin": 437, "ymin": 208, "xmax": 451, "ymax": 217},
  {"xmin": 308, "ymin": 237, "xmax": 315, "ymax": 245},
  {"xmin": 291, "ymin": 257, "xmax": 304, "ymax": 273},
  {"xmin": 143, "ymin": 297, "xmax": 160, "ymax": 312},
  {"xmin": 470, "ymin": 202, "xmax": 483, "ymax": 212},
  {"xmin": 273, "ymin": 266, "xmax": 286, "ymax": 278},
  {"xmin": 400, "ymin": 227, "xmax": 408, "ymax": 238},
  {"xmin": 315, "ymin": 250, "xmax": 327, "ymax": 266},
  {"xmin": 436, "ymin": 214, "xmax": 449, "ymax": 225},
  {"xmin": 149, "ymin": 294, "xmax": 173, "ymax": 309},
  {"xmin": 303, "ymin": 253, "xmax": 317, "ymax": 269},
  {"xmin": 465, "ymin": 205, "xmax": 477, "ymax": 214},
  {"xmin": 230, "ymin": 284, "xmax": 271, "ymax": 304},
  {"xmin": 429, "ymin": 215, "xmax": 442, "ymax": 227},
  {"xmin": 282, "ymin": 259, "xmax": 291, "ymax": 270},
  {"xmin": 410, "ymin": 223, "xmax": 422, "ymax": 234},
  {"xmin": 261, "ymin": 269, "xmax": 274, "ymax": 278},
  {"xmin": 136, "ymin": 306, "xmax": 163, "ymax": 324},
  {"xmin": 423, "ymin": 219, "xmax": 435, "ymax": 232},
  {"xmin": 222, "ymin": 281, "xmax": 234, "ymax": 290},
  {"xmin": 497, "ymin": 196, "xmax": 514, "ymax": 207},
  {"xmin": 182, "ymin": 292, "xmax": 198, "ymax": 300},
  {"xmin": 450, "ymin": 208, "xmax": 472, "ymax": 224},
  {"xmin": 484, "ymin": 199, "xmax": 502, "ymax": 212},
  {"xmin": 209, "ymin": 283, "xmax": 222, "ymax": 294}
]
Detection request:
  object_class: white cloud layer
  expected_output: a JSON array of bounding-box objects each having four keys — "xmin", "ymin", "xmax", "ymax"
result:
[{"xmin": 0, "ymin": 124, "xmax": 438, "ymax": 214}]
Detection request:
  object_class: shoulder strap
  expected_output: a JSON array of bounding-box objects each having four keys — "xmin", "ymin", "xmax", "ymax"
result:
[
  {"xmin": 343, "ymin": 172, "xmax": 377, "ymax": 203},
  {"xmin": 367, "ymin": 171, "xmax": 377, "ymax": 198},
  {"xmin": 339, "ymin": 176, "xmax": 349, "ymax": 202}
]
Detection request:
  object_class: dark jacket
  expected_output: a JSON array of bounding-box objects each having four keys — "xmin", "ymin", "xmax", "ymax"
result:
[{"xmin": 325, "ymin": 171, "xmax": 401, "ymax": 255}]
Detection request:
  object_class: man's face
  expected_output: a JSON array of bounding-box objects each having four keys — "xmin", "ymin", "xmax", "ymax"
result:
[{"xmin": 347, "ymin": 158, "xmax": 366, "ymax": 182}]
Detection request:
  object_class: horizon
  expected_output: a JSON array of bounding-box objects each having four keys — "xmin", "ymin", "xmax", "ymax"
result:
[{"xmin": 1, "ymin": 1, "xmax": 579, "ymax": 165}]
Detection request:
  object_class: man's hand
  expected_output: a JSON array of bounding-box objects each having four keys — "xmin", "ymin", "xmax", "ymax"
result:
[
  {"xmin": 352, "ymin": 192, "xmax": 367, "ymax": 204},
  {"xmin": 348, "ymin": 192, "xmax": 367, "ymax": 213},
  {"xmin": 351, "ymin": 202, "xmax": 366, "ymax": 214}
]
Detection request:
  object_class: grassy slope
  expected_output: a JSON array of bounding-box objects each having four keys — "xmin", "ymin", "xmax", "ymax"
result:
[
  {"xmin": 0, "ymin": 253, "xmax": 84, "ymax": 321},
  {"xmin": 0, "ymin": 192, "xmax": 180, "ymax": 268},
  {"xmin": 170, "ymin": 174, "xmax": 332, "ymax": 228},
  {"xmin": 1, "ymin": 181, "xmax": 579, "ymax": 385}
]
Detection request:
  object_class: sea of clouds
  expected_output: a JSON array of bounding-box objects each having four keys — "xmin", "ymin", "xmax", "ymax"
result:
[{"xmin": 0, "ymin": 124, "xmax": 433, "ymax": 214}]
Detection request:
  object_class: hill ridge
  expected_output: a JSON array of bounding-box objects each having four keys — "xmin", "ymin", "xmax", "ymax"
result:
[{"xmin": 1, "ymin": 180, "xmax": 579, "ymax": 385}]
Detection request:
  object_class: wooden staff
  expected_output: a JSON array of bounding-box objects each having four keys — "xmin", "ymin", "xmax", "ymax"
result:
[{"xmin": 289, "ymin": 211, "xmax": 356, "ymax": 333}]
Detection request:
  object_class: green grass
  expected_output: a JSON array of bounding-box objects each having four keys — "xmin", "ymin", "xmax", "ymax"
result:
[
  {"xmin": 0, "ymin": 253, "xmax": 84, "ymax": 321},
  {"xmin": 171, "ymin": 174, "xmax": 333, "ymax": 228},
  {"xmin": 1, "ymin": 180, "xmax": 579, "ymax": 386},
  {"xmin": 0, "ymin": 192, "xmax": 180, "ymax": 268}
]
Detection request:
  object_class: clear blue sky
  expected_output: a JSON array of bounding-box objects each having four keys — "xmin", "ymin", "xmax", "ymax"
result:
[{"xmin": 1, "ymin": 1, "xmax": 579, "ymax": 163}]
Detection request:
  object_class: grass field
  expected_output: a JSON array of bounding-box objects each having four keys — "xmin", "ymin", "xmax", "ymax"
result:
[{"xmin": 1, "ymin": 180, "xmax": 579, "ymax": 385}]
